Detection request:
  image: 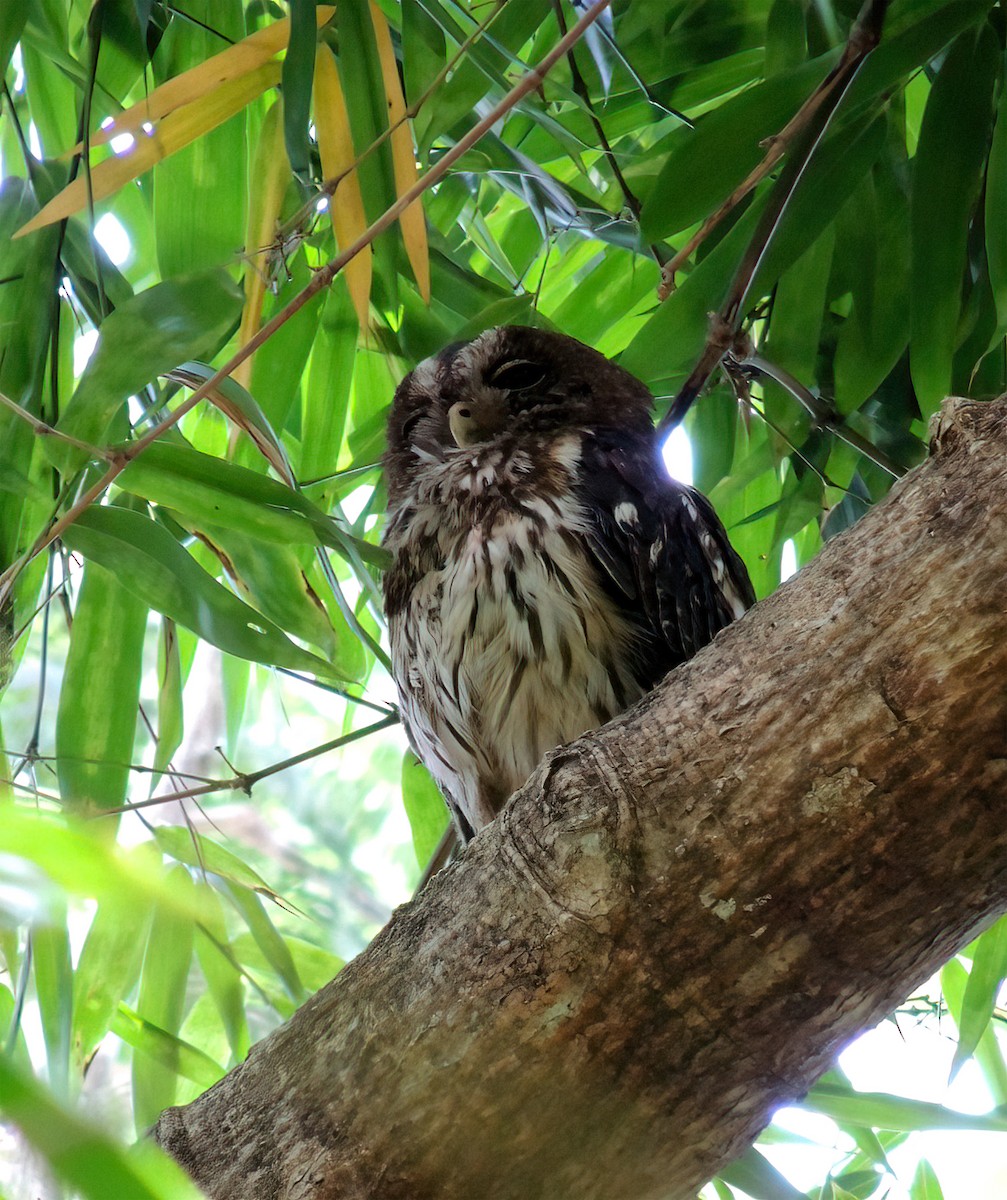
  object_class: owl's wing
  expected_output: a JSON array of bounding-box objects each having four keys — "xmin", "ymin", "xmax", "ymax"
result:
[{"xmin": 577, "ymin": 429, "xmax": 755, "ymax": 684}]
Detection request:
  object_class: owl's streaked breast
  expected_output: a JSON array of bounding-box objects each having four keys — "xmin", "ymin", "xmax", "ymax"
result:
[{"xmin": 384, "ymin": 433, "xmax": 643, "ymax": 835}]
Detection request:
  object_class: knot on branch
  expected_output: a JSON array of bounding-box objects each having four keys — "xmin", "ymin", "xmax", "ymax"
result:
[
  {"xmin": 497, "ymin": 741, "xmax": 641, "ymax": 924},
  {"xmin": 928, "ymin": 394, "xmax": 1006, "ymax": 458}
]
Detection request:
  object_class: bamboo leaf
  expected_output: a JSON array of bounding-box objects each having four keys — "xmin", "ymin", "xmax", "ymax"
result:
[
  {"xmin": 154, "ymin": 827, "xmax": 278, "ymax": 896},
  {"xmin": 805, "ymin": 1082, "xmax": 1007, "ymax": 1132},
  {"xmin": 51, "ymin": 270, "xmax": 243, "ymax": 468},
  {"xmin": 949, "ymin": 916, "xmax": 1007, "ymax": 1082},
  {"xmin": 942, "ymin": 957, "xmax": 1007, "ymax": 1108},
  {"xmin": 153, "ymin": 1, "xmax": 248, "ymax": 278},
  {"xmin": 73, "ymin": 884, "xmax": 153, "ymax": 1073},
  {"xmin": 909, "ymin": 22, "xmax": 1000, "ymax": 417},
  {"xmin": 61, "ymin": 505, "xmax": 348, "ymax": 682},
  {"xmin": 235, "ymin": 99, "xmax": 290, "ymax": 389},
  {"xmin": 370, "ymin": 2, "xmax": 430, "ymax": 301},
  {"xmin": 717, "ymin": 1146, "xmax": 807, "ymax": 1200},
  {"xmin": 114, "ymin": 1003, "xmax": 225, "ymax": 1089},
  {"xmin": 152, "ymin": 619, "xmax": 184, "ymax": 779},
  {"xmin": 0, "ymin": 811, "xmax": 203, "ymax": 919},
  {"xmin": 68, "ymin": 9, "xmax": 336, "ymax": 154},
  {"xmin": 401, "ymin": 751, "xmax": 449, "ymax": 869},
  {"xmin": 911, "ymin": 1159, "xmax": 945, "ymax": 1200},
  {"xmin": 223, "ymin": 883, "xmax": 305, "ymax": 1005},
  {"xmin": 32, "ymin": 914, "xmax": 73, "ymax": 1097},
  {"xmin": 0, "ymin": 1055, "xmax": 204, "ymax": 1200},
  {"xmin": 116, "ymin": 441, "xmax": 388, "ymax": 572},
  {"xmin": 283, "ymin": 0, "xmax": 320, "ymax": 183},
  {"xmin": 132, "ymin": 865, "xmax": 197, "ymax": 1130},
  {"xmin": 55, "ymin": 559, "xmax": 147, "ymax": 812},
  {"xmin": 314, "ymin": 45, "xmax": 372, "ymax": 328},
  {"xmin": 986, "ymin": 77, "xmax": 1007, "ymax": 331},
  {"xmin": 16, "ymin": 63, "xmax": 281, "ymax": 238},
  {"xmin": 193, "ymin": 889, "xmax": 251, "ymax": 1062}
]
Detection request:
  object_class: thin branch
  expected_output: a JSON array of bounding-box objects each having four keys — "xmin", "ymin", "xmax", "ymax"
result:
[
  {"xmin": 0, "ymin": 0, "xmax": 614, "ymax": 612},
  {"xmin": 741, "ymin": 351, "xmax": 906, "ymax": 479},
  {"xmin": 0, "ymin": 390, "xmax": 114, "ymax": 459},
  {"xmin": 100, "ymin": 714, "xmax": 401, "ymax": 813},
  {"xmin": 657, "ymin": 0, "xmax": 891, "ymax": 435}
]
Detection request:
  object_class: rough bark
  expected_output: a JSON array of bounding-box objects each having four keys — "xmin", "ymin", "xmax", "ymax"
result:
[{"xmin": 154, "ymin": 396, "xmax": 1007, "ymax": 1200}]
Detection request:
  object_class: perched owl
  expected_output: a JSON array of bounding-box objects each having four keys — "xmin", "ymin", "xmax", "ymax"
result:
[{"xmin": 382, "ymin": 326, "xmax": 754, "ymax": 844}]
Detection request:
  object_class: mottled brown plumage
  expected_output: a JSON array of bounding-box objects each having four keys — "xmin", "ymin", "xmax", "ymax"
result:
[{"xmin": 382, "ymin": 326, "xmax": 753, "ymax": 842}]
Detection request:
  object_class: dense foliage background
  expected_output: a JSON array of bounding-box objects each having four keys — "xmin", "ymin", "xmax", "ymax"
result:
[{"xmin": 1, "ymin": 1, "xmax": 1005, "ymax": 1196}]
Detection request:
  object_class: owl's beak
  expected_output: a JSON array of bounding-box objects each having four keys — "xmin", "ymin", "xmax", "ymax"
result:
[{"xmin": 448, "ymin": 398, "xmax": 504, "ymax": 448}]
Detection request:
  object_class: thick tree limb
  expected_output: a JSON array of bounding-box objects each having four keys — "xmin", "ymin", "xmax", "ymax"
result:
[{"xmin": 155, "ymin": 397, "xmax": 1007, "ymax": 1200}]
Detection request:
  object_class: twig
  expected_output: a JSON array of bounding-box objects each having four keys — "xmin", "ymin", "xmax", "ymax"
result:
[
  {"xmin": 100, "ymin": 713, "xmax": 401, "ymax": 813},
  {"xmin": 657, "ymin": 0, "xmax": 890, "ymax": 435},
  {"xmin": 0, "ymin": 0, "xmax": 614, "ymax": 612},
  {"xmin": 0, "ymin": 390, "xmax": 114, "ymax": 459},
  {"xmin": 741, "ymin": 351, "xmax": 905, "ymax": 479}
]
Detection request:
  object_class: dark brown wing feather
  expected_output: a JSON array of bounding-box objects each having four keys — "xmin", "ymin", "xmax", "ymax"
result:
[{"xmin": 577, "ymin": 429, "xmax": 754, "ymax": 691}]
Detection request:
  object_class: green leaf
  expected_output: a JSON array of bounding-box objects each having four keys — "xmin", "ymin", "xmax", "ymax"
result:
[
  {"xmin": 910, "ymin": 1158, "xmax": 945, "ymax": 1200},
  {"xmin": 246, "ymin": 252, "xmax": 326, "ymax": 441},
  {"xmin": 766, "ymin": 222, "xmax": 835, "ymax": 386},
  {"xmin": 805, "ymin": 1081, "xmax": 1007, "ymax": 1132},
  {"xmin": 32, "ymin": 913, "xmax": 73, "ymax": 1096},
  {"xmin": 193, "ymin": 889, "xmax": 251, "ymax": 1062},
  {"xmin": 401, "ymin": 0, "xmax": 445, "ymax": 112},
  {"xmin": 117, "ymin": 441, "xmax": 388, "ymax": 568},
  {"xmin": 53, "ymin": 269, "xmax": 244, "ymax": 465},
  {"xmin": 909, "ymin": 22, "xmax": 1000, "ymax": 417},
  {"xmin": 834, "ymin": 154, "xmax": 912, "ymax": 414},
  {"xmin": 0, "ymin": 811, "xmax": 204, "ymax": 918},
  {"xmin": 132, "ymin": 865, "xmax": 196, "ymax": 1131},
  {"xmin": 642, "ymin": 54, "xmax": 836, "ymax": 238},
  {"xmin": 73, "ymin": 882, "xmax": 153, "ymax": 1073},
  {"xmin": 153, "ymin": 826, "xmax": 277, "ymax": 895},
  {"xmin": 401, "ymin": 751, "xmax": 449, "ymax": 870},
  {"xmin": 942, "ymin": 957, "xmax": 1007, "ymax": 1107},
  {"xmin": 0, "ymin": 6, "xmax": 26, "ymax": 83},
  {"xmin": 282, "ymin": 0, "xmax": 317, "ymax": 184},
  {"xmin": 55, "ymin": 558, "xmax": 147, "ymax": 811},
  {"xmin": 223, "ymin": 882, "xmax": 305, "ymax": 1005},
  {"xmin": 301, "ymin": 282, "xmax": 358, "ymax": 485},
  {"xmin": 113, "ymin": 1003, "xmax": 224, "ymax": 1089},
  {"xmin": 61, "ymin": 504, "xmax": 347, "ymax": 682},
  {"xmin": 153, "ymin": 618, "xmax": 184, "ymax": 779},
  {"xmin": 200, "ymin": 526, "xmax": 339, "ymax": 659},
  {"xmin": 0, "ymin": 1054, "xmax": 205, "ymax": 1200},
  {"xmin": 947, "ymin": 916, "xmax": 1007, "ymax": 1085},
  {"xmin": 153, "ymin": 2, "xmax": 247, "ymax": 277},
  {"xmin": 717, "ymin": 1146, "xmax": 807, "ymax": 1200},
  {"xmin": 0, "ymin": 180, "xmax": 61, "ymax": 583},
  {"xmin": 986, "ymin": 75, "xmax": 1007, "ymax": 331}
]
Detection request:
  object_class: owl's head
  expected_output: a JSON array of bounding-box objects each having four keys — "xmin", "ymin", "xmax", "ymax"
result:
[{"xmin": 384, "ymin": 326, "xmax": 654, "ymax": 499}]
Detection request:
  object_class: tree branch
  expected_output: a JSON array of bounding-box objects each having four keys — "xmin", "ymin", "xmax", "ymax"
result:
[{"xmin": 154, "ymin": 396, "xmax": 1007, "ymax": 1200}]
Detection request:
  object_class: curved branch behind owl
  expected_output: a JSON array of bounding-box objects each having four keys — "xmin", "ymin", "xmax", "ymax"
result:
[{"xmin": 383, "ymin": 326, "xmax": 754, "ymax": 843}]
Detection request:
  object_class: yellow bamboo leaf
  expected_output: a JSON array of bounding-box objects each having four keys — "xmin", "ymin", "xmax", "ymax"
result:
[
  {"xmin": 67, "ymin": 8, "xmax": 336, "ymax": 156},
  {"xmin": 369, "ymin": 2, "xmax": 430, "ymax": 303},
  {"xmin": 235, "ymin": 98, "xmax": 290, "ymax": 389},
  {"xmin": 15, "ymin": 63, "xmax": 282, "ymax": 239},
  {"xmin": 313, "ymin": 46, "xmax": 372, "ymax": 330}
]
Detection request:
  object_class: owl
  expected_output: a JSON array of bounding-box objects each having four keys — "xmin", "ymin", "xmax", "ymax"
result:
[{"xmin": 382, "ymin": 326, "xmax": 754, "ymax": 844}]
